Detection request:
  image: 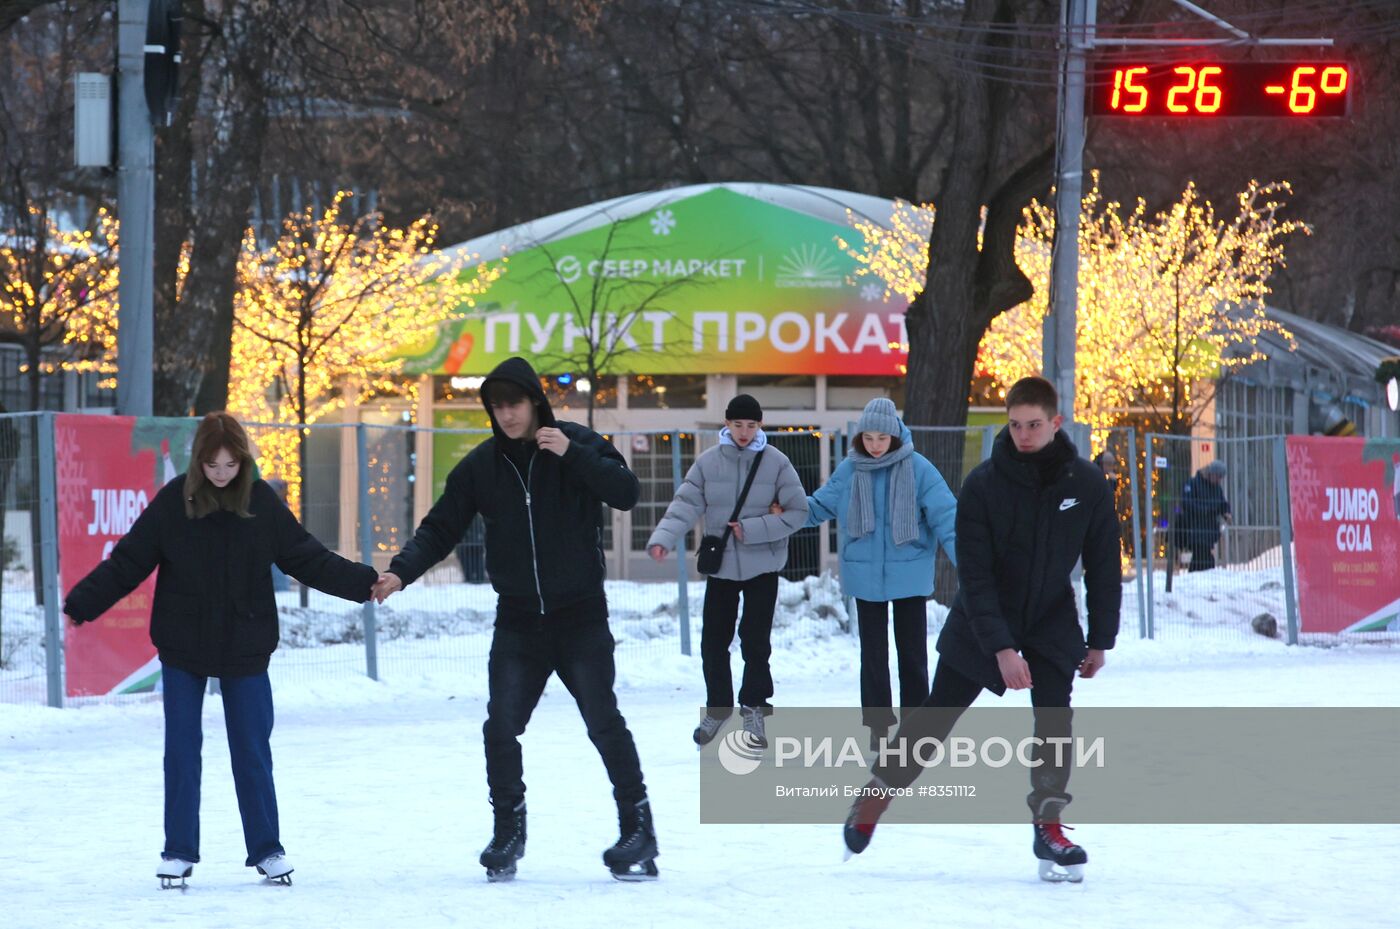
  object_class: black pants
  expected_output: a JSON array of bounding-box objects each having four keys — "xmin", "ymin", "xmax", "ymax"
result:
[
  {"xmin": 1187, "ymin": 544, "xmax": 1217, "ymax": 571},
  {"xmin": 875, "ymin": 653, "xmax": 1075, "ymax": 812},
  {"xmin": 483, "ymin": 597, "xmax": 646, "ymax": 809},
  {"xmin": 855, "ymin": 597, "xmax": 929, "ymax": 729},
  {"xmin": 700, "ymin": 572, "xmax": 779, "ymax": 717}
]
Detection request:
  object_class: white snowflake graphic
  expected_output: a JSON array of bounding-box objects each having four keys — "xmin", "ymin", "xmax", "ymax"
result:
[
  {"xmin": 56, "ymin": 423, "xmax": 91, "ymax": 540},
  {"xmin": 860, "ymin": 283, "xmax": 886, "ymax": 302},
  {"xmin": 1285, "ymin": 443, "xmax": 1323, "ymax": 521},
  {"xmin": 649, "ymin": 209, "xmax": 677, "ymax": 236}
]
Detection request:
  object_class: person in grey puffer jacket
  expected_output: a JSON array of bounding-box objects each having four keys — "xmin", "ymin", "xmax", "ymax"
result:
[{"xmin": 647, "ymin": 394, "xmax": 808, "ymax": 748}]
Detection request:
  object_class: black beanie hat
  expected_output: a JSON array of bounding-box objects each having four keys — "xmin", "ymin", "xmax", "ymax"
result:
[{"xmin": 725, "ymin": 394, "xmax": 763, "ymax": 422}]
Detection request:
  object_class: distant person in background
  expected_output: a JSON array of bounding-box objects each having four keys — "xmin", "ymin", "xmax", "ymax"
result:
[
  {"xmin": 63, "ymin": 412, "xmax": 377, "ymax": 889},
  {"xmin": 1177, "ymin": 459, "xmax": 1231, "ymax": 572},
  {"xmin": 1092, "ymin": 451, "xmax": 1119, "ymax": 485},
  {"xmin": 1092, "ymin": 450, "xmax": 1133, "ymax": 577}
]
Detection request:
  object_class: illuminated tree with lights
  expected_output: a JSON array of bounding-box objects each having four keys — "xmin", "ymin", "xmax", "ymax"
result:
[
  {"xmin": 981, "ymin": 176, "xmax": 1304, "ymax": 432},
  {"xmin": 838, "ymin": 198, "xmax": 935, "ymax": 305},
  {"xmin": 0, "ymin": 203, "xmax": 120, "ymax": 409},
  {"xmin": 229, "ymin": 191, "xmax": 505, "ymax": 511},
  {"xmin": 842, "ymin": 180, "xmax": 1305, "ymax": 434}
]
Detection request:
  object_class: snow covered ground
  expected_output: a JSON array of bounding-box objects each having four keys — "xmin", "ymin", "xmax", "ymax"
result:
[{"xmin": 2, "ymin": 571, "xmax": 1398, "ymax": 929}]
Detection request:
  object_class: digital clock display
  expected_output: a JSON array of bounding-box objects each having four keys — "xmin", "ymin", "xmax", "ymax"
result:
[{"xmin": 1089, "ymin": 62, "xmax": 1352, "ymax": 118}]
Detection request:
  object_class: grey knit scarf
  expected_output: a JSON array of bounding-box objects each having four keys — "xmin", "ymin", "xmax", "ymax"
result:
[{"xmin": 847, "ymin": 441, "xmax": 918, "ymax": 546}]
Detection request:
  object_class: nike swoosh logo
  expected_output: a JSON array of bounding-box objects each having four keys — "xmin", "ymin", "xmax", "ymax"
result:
[{"xmin": 1059, "ymin": 498, "xmax": 1079, "ymax": 511}]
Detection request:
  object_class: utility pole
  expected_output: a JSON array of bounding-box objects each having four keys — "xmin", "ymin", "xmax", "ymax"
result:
[
  {"xmin": 116, "ymin": 0, "xmax": 154, "ymax": 416},
  {"xmin": 1045, "ymin": 0, "xmax": 1094, "ymax": 425},
  {"xmin": 1044, "ymin": 0, "xmax": 1332, "ymax": 429}
]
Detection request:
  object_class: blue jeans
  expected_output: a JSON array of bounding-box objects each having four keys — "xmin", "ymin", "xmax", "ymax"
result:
[
  {"xmin": 483, "ymin": 597, "xmax": 646, "ymax": 809},
  {"xmin": 162, "ymin": 663, "xmax": 284, "ymax": 867}
]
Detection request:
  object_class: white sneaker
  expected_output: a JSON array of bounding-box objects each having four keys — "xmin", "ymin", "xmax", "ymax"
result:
[
  {"xmin": 256, "ymin": 853, "xmax": 294, "ymax": 884},
  {"xmin": 693, "ymin": 714, "xmax": 725, "ymax": 747},
  {"xmin": 740, "ymin": 705, "xmax": 768, "ymax": 749}
]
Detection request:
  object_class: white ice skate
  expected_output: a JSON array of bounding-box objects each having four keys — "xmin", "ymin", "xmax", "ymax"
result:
[
  {"xmin": 157, "ymin": 857, "xmax": 194, "ymax": 890},
  {"xmin": 256, "ymin": 853, "xmax": 294, "ymax": 885}
]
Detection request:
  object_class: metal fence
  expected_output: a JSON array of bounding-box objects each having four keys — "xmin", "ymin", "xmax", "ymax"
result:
[
  {"xmin": 12, "ymin": 411, "xmax": 1370, "ymax": 708},
  {"xmin": 0, "ymin": 414, "xmax": 59, "ymax": 706},
  {"xmin": 1143, "ymin": 433, "xmax": 1299, "ymax": 644}
]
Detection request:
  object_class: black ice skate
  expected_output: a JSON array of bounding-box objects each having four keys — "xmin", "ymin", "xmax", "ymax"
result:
[
  {"xmin": 842, "ymin": 776, "xmax": 893, "ymax": 860},
  {"xmin": 157, "ymin": 857, "xmax": 193, "ymax": 890},
  {"xmin": 480, "ymin": 800, "xmax": 526, "ymax": 882},
  {"xmin": 603, "ymin": 798, "xmax": 659, "ymax": 882},
  {"xmin": 1032, "ymin": 822, "xmax": 1086, "ymax": 883}
]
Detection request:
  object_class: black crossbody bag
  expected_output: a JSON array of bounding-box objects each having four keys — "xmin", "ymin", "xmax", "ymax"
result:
[{"xmin": 696, "ymin": 450, "xmax": 766, "ymax": 576}]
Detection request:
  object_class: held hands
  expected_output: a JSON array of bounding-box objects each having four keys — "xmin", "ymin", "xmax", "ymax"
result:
[
  {"xmin": 1078, "ymin": 649, "xmax": 1106, "ymax": 679},
  {"xmin": 996, "ymin": 648, "xmax": 1033, "ymax": 690},
  {"xmin": 535, "ymin": 427, "xmax": 570, "ymax": 457},
  {"xmin": 648, "ymin": 544, "xmax": 668, "ymax": 563},
  {"xmin": 370, "ymin": 572, "xmax": 402, "ymax": 604}
]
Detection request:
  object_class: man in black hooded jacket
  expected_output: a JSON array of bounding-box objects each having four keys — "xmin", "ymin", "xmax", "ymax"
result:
[
  {"xmin": 843, "ymin": 376, "xmax": 1121, "ymax": 883},
  {"xmin": 372, "ymin": 357, "xmax": 658, "ymax": 882}
]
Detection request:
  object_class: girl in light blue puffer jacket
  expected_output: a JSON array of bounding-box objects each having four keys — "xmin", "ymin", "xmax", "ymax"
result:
[{"xmin": 805, "ymin": 398, "xmax": 958, "ymax": 749}]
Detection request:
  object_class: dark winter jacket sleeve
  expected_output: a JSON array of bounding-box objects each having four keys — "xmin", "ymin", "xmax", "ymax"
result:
[
  {"xmin": 954, "ymin": 474, "xmax": 1018, "ymax": 655},
  {"xmin": 1080, "ymin": 480, "xmax": 1122, "ymax": 650},
  {"xmin": 560, "ymin": 425, "xmax": 640, "ymax": 511},
  {"xmin": 63, "ymin": 482, "xmax": 171, "ymax": 624},
  {"xmin": 388, "ymin": 456, "xmax": 479, "ymax": 587},
  {"xmin": 265, "ymin": 484, "xmax": 376, "ymax": 602}
]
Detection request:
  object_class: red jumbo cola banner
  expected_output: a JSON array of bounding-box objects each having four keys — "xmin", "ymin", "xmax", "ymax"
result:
[
  {"xmin": 1285, "ymin": 435, "xmax": 1400, "ymax": 634},
  {"xmin": 58, "ymin": 415, "xmax": 197, "ymax": 696}
]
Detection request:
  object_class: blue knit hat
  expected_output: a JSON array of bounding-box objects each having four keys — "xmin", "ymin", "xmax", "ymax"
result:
[{"xmin": 856, "ymin": 397, "xmax": 901, "ymax": 437}]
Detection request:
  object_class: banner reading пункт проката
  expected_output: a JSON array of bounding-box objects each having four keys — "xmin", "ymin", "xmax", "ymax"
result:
[
  {"xmin": 1286, "ymin": 435, "xmax": 1400, "ymax": 634},
  {"xmin": 58, "ymin": 415, "xmax": 196, "ymax": 697}
]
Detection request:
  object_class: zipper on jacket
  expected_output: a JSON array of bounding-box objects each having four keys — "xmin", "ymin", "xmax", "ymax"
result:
[{"xmin": 505, "ymin": 453, "xmax": 547, "ymax": 614}]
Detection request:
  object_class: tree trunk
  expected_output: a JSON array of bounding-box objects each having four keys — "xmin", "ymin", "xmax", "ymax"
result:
[
  {"xmin": 151, "ymin": 1, "xmax": 275, "ymax": 415},
  {"xmin": 151, "ymin": 0, "xmax": 208, "ymax": 416},
  {"xmin": 903, "ymin": 0, "xmax": 1050, "ymax": 428},
  {"xmin": 25, "ymin": 333, "xmax": 40, "ymax": 411}
]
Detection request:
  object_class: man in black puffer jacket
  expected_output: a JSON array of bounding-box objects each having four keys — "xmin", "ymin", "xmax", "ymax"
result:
[
  {"xmin": 844, "ymin": 376, "xmax": 1121, "ymax": 883},
  {"xmin": 373, "ymin": 357, "xmax": 658, "ymax": 882}
]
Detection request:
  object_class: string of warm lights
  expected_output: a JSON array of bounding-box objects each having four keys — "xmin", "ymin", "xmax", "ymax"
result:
[
  {"xmin": 229, "ymin": 190, "xmax": 506, "ymax": 509},
  {"xmin": 1, "ymin": 205, "xmax": 120, "ymax": 388},
  {"xmin": 983, "ymin": 175, "xmax": 1303, "ymax": 431},
  {"xmin": 837, "ymin": 198, "xmax": 935, "ymax": 304},
  {"xmin": 842, "ymin": 177, "xmax": 1304, "ymax": 432}
]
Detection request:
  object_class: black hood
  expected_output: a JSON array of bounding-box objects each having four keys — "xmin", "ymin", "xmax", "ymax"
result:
[
  {"xmin": 991, "ymin": 425, "xmax": 1078, "ymax": 487},
  {"xmin": 481, "ymin": 357, "xmax": 556, "ymax": 443}
]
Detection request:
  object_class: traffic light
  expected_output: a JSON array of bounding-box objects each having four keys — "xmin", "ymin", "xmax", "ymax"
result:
[{"xmin": 143, "ymin": 0, "xmax": 182, "ymax": 127}]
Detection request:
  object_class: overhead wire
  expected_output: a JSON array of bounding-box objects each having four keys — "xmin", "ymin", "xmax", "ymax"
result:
[{"xmin": 691, "ymin": 0, "xmax": 1400, "ymax": 89}]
